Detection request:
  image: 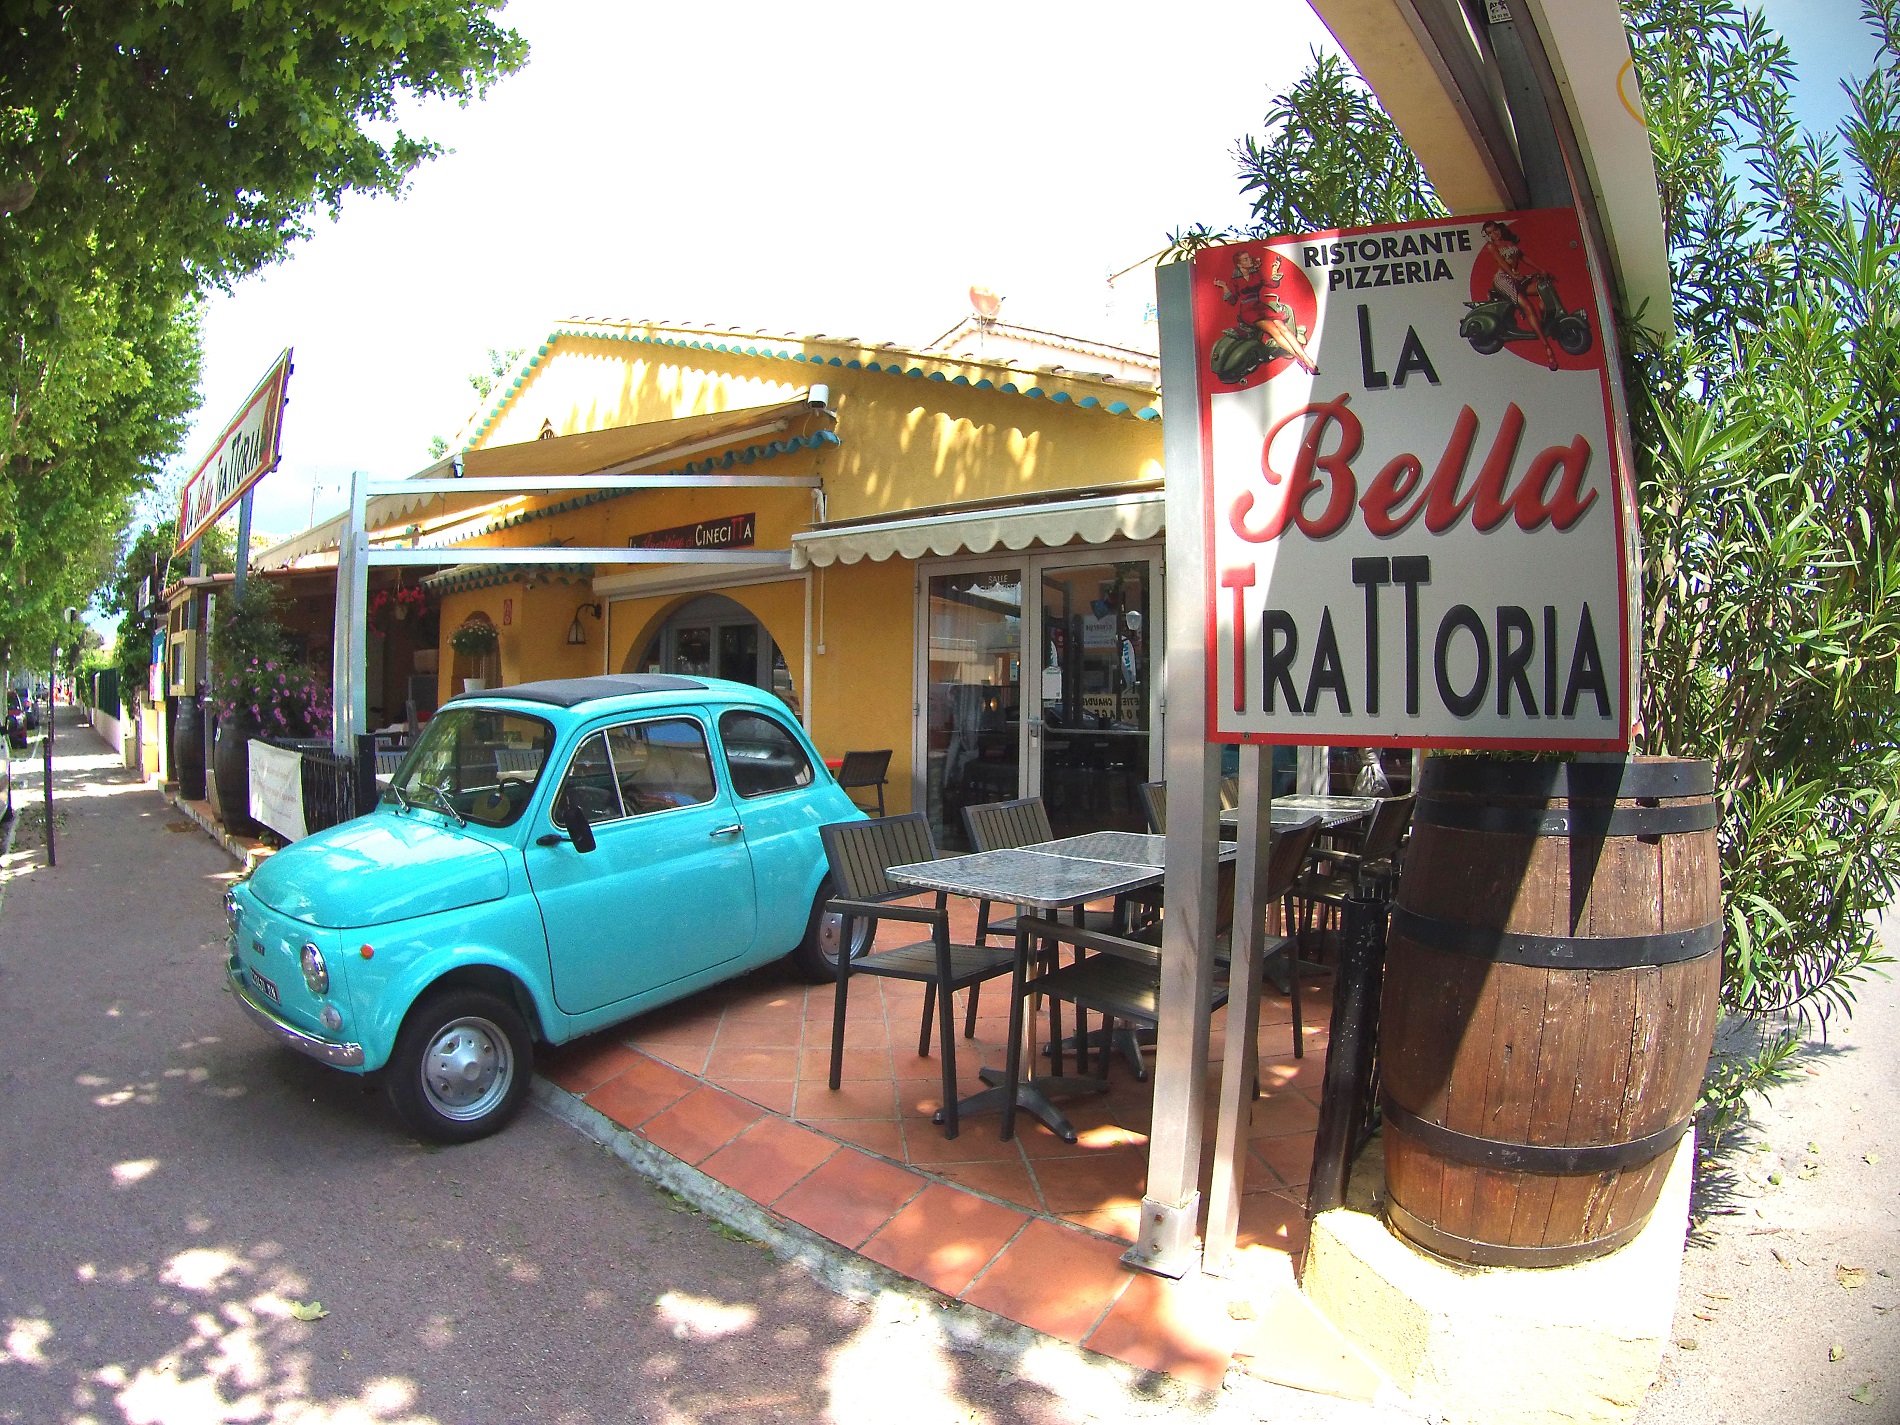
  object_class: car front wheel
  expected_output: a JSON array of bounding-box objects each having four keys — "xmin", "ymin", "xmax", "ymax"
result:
[{"xmin": 385, "ymin": 988, "xmax": 533, "ymax": 1143}]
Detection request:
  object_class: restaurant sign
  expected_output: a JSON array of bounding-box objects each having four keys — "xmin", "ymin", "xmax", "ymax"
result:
[
  {"xmin": 628, "ymin": 512, "xmax": 756, "ymax": 550},
  {"xmin": 176, "ymin": 349, "xmax": 294, "ymax": 553},
  {"xmin": 1188, "ymin": 209, "xmax": 1634, "ymax": 749}
]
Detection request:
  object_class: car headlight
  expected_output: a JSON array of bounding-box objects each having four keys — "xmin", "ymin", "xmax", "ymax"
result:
[{"xmin": 300, "ymin": 943, "xmax": 330, "ymax": 997}]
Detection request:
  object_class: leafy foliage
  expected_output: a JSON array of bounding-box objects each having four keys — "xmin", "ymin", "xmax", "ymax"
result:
[
  {"xmin": 1166, "ymin": 50, "xmax": 1442, "ymax": 259},
  {"xmin": 101, "ymin": 520, "xmax": 236, "ymax": 710},
  {"xmin": 1626, "ymin": 0, "xmax": 1900, "ymax": 1072},
  {"xmin": 208, "ymin": 578, "xmax": 329, "ymax": 737},
  {"xmin": 1, "ymin": 2, "xmax": 527, "ymax": 665}
]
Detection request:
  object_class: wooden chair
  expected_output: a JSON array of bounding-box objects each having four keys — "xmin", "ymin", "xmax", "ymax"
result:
[
  {"xmin": 1294, "ymin": 793, "xmax": 1416, "ymax": 950},
  {"xmin": 820, "ymin": 814, "xmax": 1013, "ymax": 1138},
  {"xmin": 1227, "ymin": 814, "xmax": 1326, "ymax": 1060},
  {"xmin": 1139, "ymin": 779, "xmax": 1167, "ymax": 834},
  {"xmin": 961, "ymin": 797, "xmax": 1122, "ymax": 942},
  {"xmin": 834, "ymin": 749, "xmax": 892, "ymax": 816}
]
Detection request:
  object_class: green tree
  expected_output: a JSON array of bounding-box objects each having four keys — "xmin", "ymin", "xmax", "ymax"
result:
[
  {"xmin": 101, "ymin": 519, "xmax": 237, "ymax": 712},
  {"xmin": 1178, "ymin": 8, "xmax": 1900, "ymax": 1126},
  {"xmin": 428, "ymin": 346, "xmax": 526, "ymax": 458},
  {"xmin": 1, "ymin": 2, "xmax": 527, "ymax": 667}
]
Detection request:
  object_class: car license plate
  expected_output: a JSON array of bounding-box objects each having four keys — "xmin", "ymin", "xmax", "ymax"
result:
[{"xmin": 251, "ymin": 969, "xmax": 281, "ymax": 1006}]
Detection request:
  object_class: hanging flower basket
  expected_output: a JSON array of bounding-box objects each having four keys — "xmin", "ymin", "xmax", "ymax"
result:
[
  {"xmin": 450, "ymin": 620, "xmax": 499, "ymax": 658},
  {"xmin": 368, "ymin": 585, "xmax": 431, "ymax": 635}
]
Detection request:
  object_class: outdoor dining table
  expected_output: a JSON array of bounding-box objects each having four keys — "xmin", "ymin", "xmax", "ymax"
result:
[{"xmin": 886, "ymin": 829, "xmax": 1232, "ymax": 1143}]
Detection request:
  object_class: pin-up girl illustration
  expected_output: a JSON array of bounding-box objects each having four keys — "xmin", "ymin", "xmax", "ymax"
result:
[
  {"xmin": 1214, "ymin": 249, "xmax": 1320, "ymax": 376},
  {"xmin": 1481, "ymin": 220, "xmax": 1561, "ymax": 370}
]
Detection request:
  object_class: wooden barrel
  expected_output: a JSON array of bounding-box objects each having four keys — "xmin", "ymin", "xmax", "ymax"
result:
[{"xmin": 1379, "ymin": 755, "xmax": 1721, "ymax": 1267}]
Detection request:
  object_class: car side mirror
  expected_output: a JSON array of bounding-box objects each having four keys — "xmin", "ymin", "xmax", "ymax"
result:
[{"xmin": 566, "ymin": 801, "xmax": 597, "ymax": 854}]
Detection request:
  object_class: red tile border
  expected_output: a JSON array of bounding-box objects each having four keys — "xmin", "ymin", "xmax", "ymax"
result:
[
  {"xmin": 701, "ymin": 1116, "xmax": 838, "ymax": 1203},
  {"xmin": 859, "ymin": 1183, "xmax": 1028, "ymax": 1297},
  {"xmin": 772, "ymin": 1146, "xmax": 926, "ymax": 1249},
  {"xmin": 635, "ymin": 1085, "xmax": 764, "ymax": 1165},
  {"xmin": 582, "ymin": 1052, "xmax": 699, "ymax": 1129},
  {"xmin": 1083, "ymin": 1265, "xmax": 1241, "ymax": 1391},
  {"xmin": 958, "ymin": 1218, "xmax": 1135, "ymax": 1344},
  {"xmin": 539, "ymin": 1037, "xmax": 639, "ymax": 1096}
]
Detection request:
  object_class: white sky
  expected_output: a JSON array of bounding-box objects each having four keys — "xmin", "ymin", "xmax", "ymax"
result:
[
  {"xmin": 173, "ymin": 0, "xmax": 1876, "ymax": 550},
  {"xmin": 181, "ymin": 0, "xmax": 1331, "ymax": 544}
]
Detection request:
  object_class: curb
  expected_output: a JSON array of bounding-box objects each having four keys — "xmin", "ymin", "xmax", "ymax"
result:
[
  {"xmin": 166, "ymin": 792, "xmax": 271, "ymax": 872},
  {"xmin": 528, "ymin": 1078, "xmax": 1385, "ymax": 1423}
]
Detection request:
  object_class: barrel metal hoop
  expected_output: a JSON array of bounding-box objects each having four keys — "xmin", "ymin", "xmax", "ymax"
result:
[
  {"xmin": 1388, "ymin": 906, "xmax": 1722, "ymax": 968},
  {"xmin": 1419, "ymin": 758, "xmax": 1715, "ymax": 801},
  {"xmin": 1384, "ymin": 1198, "xmax": 1649, "ymax": 1268},
  {"xmin": 1382, "ymin": 1099, "xmax": 1692, "ymax": 1174},
  {"xmin": 1412, "ymin": 798, "xmax": 1717, "ymax": 836}
]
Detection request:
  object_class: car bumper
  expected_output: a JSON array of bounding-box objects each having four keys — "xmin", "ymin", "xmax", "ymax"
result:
[{"xmin": 227, "ymin": 963, "xmax": 366, "ymax": 1069}]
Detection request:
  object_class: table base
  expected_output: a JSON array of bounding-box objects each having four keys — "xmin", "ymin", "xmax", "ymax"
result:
[{"xmin": 935, "ymin": 1068, "xmax": 1109, "ymax": 1143}]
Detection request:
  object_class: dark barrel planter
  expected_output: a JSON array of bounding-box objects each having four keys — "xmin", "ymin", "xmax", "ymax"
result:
[
  {"xmin": 172, "ymin": 693, "xmax": 206, "ymax": 801},
  {"xmin": 1379, "ymin": 755, "xmax": 1721, "ymax": 1267},
  {"xmin": 212, "ymin": 712, "xmax": 261, "ymax": 838}
]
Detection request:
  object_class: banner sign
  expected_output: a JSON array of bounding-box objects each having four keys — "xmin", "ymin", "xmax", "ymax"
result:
[
  {"xmin": 628, "ymin": 512, "xmax": 756, "ymax": 551},
  {"xmin": 1188, "ymin": 209, "xmax": 1633, "ymax": 749},
  {"xmin": 177, "ymin": 349, "xmax": 294, "ymax": 553},
  {"xmin": 249, "ymin": 738, "xmax": 308, "ymax": 842}
]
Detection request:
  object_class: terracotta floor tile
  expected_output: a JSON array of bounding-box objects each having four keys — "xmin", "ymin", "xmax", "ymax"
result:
[
  {"xmin": 712, "ymin": 1014, "xmax": 806, "ymax": 1047},
  {"xmin": 636, "ymin": 1039, "xmax": 712, "ymax": 1076},
  {"xmin": 929, "ymin": 1156, "xmax": 1043, "ymax": 1213},
  {"xmin": 700, "ymin": 1116, "xmax": 839, "ymax": 1203},
  {"xmin": 772, "ymin": 1147, "xmax": 925, "ymax": 1248},
  {"xmin": 1246, "ymin": 1090, "xmax": 1321, "ymax": 1138},
  {"xmin": 582, "ymin": 1052, "xmax": 700, "ymax": 1129},
  {"xmin": 1237, "ymin": 1189, "xmax": 1310, "ymax": 1256},
  {"xmin": 899, "ymin": 1116, "xmax": 1025, "ymax": 1166},
  {"xmin": 704, "ymin": 1044, "xmax": 800, "ymax": 1080},
  {"xmin": 797, "ymin": 1045, "xmax": 894, "ymax": 1082},
  {"xmin": 795, "ymin": 1079, "xmax": 898, "ymax": 1120},
  {"xmin": 715, "ymin": 1078, "xmax": 797, "ymax": 1116},
  {"xmin": 959, "ymin": 1218, "xmax": 1136, "ymax": 1343},
  {"xmin": 798, "ymin": 1116, "xmax": 908, "ymax": 1162},
  {"xmin": 624, "ymin": 1008, "xmax": 721, "ymax": 1046},
  {"xmin": 1256, "ymin": 1053, "xmax": 1326, "ymax": 1093},
  {"xmin": 892, "ymin": 1074, "xmax": 994, "ymax": 1121},
  {"xmin": 538, "ymin": 1037, "xmax": 639, "ymax": 1096},
  {"xmin": 859, "ymin": 1183, "xmax": 1028, "ymax": 1297},
  {"xmin": 1031, "ymin": 1147, "xmax": 1148, "ymax": 1214},
  {"xmin": 1084, "ymin": 1267, "xmax": 1241, "ymax": 1391},
  {"xmin": 1061, "ymin": 1203, "xmax": 1142, "ymax": 1243},
  {"xmin": 636, "ymin": 1086, "xmax": 765, "ymax": 1165},
  {"xmin": 1252, "ymin": 1131, "xmax": 1316, "ymax": 1188}
]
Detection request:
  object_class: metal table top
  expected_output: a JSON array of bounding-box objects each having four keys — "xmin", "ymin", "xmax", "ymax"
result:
[{"xmin": 887, "ymin": 830, "xmax": 1242, "ymax": 912}]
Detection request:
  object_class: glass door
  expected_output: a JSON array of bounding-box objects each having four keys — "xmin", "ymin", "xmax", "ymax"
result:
[
  {"xmin": 921, "ymin": 567, "xmax": 1023, "ymax": 850},
  {"xmin": 1027, "ymin": 555, "xmax": 1155, "ymax": 838}
]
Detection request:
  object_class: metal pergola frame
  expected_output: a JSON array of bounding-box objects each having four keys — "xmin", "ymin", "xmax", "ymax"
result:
[{"xmin": 331, "ymin": 468, "xmax": 818, "ymax": 751}]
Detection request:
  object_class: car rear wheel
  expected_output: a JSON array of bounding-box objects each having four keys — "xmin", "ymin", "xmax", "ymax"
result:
[
  {"xmin": 788, "ymin": 888, "xmax": 877, "ymax": 983},
  {"xmin": 386, "ymin": 987, "xmax": 533, "ymax": 1143}
]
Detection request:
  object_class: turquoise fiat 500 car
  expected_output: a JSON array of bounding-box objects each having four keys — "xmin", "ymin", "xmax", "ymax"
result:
[{"xmin": 225, "ymin": 674, "xmax": 868, "ymax": 1142}]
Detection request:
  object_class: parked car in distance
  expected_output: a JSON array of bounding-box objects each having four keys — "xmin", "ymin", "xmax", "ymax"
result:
[
  {"xmin": 5, "ymin": 691, "xmax": 26, "ymax": 749},
  {"xmin": 225, "ymin": 674, "xmax": 869, "ymax": 1142}
]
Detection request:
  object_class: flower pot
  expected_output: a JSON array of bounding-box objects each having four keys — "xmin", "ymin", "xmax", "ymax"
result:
[
  {"xmin": 212, "ymin": 711, "xmax": 262, "ymax": 838},
  {"xmin": 172, "ymin": 693, "xmax": 206, "ymax": 801},
  {"xmin": 461, "ymin": 677, "xmax": 485, "ymax": 692}
]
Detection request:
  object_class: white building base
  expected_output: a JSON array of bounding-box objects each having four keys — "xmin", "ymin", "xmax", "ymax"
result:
[{"xmin": 1301, "ymin": 1130, "xmax": 1695, "ymax": 1425}]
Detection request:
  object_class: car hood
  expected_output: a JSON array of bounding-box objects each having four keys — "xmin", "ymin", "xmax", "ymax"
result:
[{"xmin": 246, "ymin": 813, "xmax": 511, "ymax": 929}]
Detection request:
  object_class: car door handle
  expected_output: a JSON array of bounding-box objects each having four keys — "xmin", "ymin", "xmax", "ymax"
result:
[{"xmin": 709, "ymin": 824, "xmax": 743, "ymax": 839}]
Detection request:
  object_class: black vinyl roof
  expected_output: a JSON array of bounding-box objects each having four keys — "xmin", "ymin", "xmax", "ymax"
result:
[{"xmin": 449, "ymin": 674, "xmax": 708, "ymax": 708}]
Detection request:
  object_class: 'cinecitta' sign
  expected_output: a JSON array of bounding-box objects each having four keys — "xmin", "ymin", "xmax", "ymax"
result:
[
  {"xmin": 1186, "ymin": 209, "xmax": 1634, "ymax": 749},
  {"xmin": 176, "ymin": 350, "xmax": 294, "ymax": 553}
]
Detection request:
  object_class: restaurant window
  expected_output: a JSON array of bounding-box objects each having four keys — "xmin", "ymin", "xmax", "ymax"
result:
[{"xmin": 635, "ymin": 593, "xmax": 797, "ymax": 713}]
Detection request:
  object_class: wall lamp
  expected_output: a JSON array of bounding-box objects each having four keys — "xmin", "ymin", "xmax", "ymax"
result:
[{"xmin": 566, "ymin": 601, "xmax": 602, "ymax": 646}]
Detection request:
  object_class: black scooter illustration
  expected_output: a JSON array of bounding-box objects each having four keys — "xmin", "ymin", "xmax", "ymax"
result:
[{"xmin": 1458, "ymin": 273, "xmax": 1593, "ymax": 358}]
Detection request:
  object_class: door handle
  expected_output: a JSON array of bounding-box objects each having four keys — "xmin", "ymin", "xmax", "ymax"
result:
[{"xmin": 710, "ymin": 824, "xmax": 743, "ymax": 839}]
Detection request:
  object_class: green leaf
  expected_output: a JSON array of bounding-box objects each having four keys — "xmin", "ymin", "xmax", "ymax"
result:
[{"xmin": 288, "ymin": 1300, "xmax": 329, "ymax": 1321}]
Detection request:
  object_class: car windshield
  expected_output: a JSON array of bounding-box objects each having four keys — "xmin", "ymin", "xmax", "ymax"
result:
[{"xmin": 391, "ymin": 707, "xmax": 555, "ymax": 829}]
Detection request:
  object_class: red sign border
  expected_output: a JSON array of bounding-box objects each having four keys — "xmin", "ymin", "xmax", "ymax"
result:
[{"xmin": 1190, "ymin": 210, "xmax": 1634, "ymax": 753}]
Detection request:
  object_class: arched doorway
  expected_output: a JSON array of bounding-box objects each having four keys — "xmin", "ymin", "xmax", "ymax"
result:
[{"xmin": 627, "ymin": 593, "xmax": 797, "ymax": 710}]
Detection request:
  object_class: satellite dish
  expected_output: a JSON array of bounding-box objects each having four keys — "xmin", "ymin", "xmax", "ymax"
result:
[{"xmin": 969, "ymin": 286, "xmax": 1003, "ymax": 320}]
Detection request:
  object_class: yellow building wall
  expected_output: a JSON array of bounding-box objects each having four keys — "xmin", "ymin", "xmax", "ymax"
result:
[{"xmin": 805, "ymin": 557, "xmax": 916, "ymax": 811}]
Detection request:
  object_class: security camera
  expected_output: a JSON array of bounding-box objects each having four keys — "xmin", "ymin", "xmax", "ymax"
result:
[{"xmin": 807, "ymin": 384, "xmax": 829, "ymax": 408}]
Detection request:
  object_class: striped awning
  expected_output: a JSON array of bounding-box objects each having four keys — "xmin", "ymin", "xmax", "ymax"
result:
[
  {"xmin": 791, "ymin": 485, "xmax": 1165, "ymax": 569},
  {"xmin": 420, "ymin": 563, "xmax": 595, "ymax": 596}
]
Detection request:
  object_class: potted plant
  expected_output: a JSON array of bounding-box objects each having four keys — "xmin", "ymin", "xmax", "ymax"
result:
[
  {"xmin": 209, "ymin": 579, "xmax": 330, "ymax": 835},
  {"xmin": 367, "ymin": 583, "xmax": 431, "ymax": 636},
  {"xmin": 450, "ymin": 618, "xmax": 499, "ymax": 690}
]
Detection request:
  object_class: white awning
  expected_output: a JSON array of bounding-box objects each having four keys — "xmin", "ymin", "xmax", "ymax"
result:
[{"xmin": 791, "ymin": 487, "xmax": 1165, "ymax": 569}]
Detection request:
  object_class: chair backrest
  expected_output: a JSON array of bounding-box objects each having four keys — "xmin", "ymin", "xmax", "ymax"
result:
[
  {"xmin": 820, "ymin": 813, "xmax": 937, "ymax": 903},
  {"xmin": 1218, "ymin": 776, "xmax": 1240, "ymax": 812},
  {"xmin": 1360, "ymin": 794, "xmax": 1417, "ymax": 863},
  {"xmin": 835, "ymin": 749, "xmax": 892, "ymax": 790},
  {"xmin": 962, "ymin": 796, "xmax": 1053, "ymax": 852},
  {"xmin": 1265, "ymin": 815, "xmax": 1324, "ymax": 901},
  {"xmin": 1139, "ymin": 780, "xmax": 1167, "ymax": 834}
]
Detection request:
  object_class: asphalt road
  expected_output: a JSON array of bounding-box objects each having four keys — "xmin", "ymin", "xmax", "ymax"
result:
[{"xmin": 0, "ymin": 711, "xmax": 1087, "ymax": 1425}]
